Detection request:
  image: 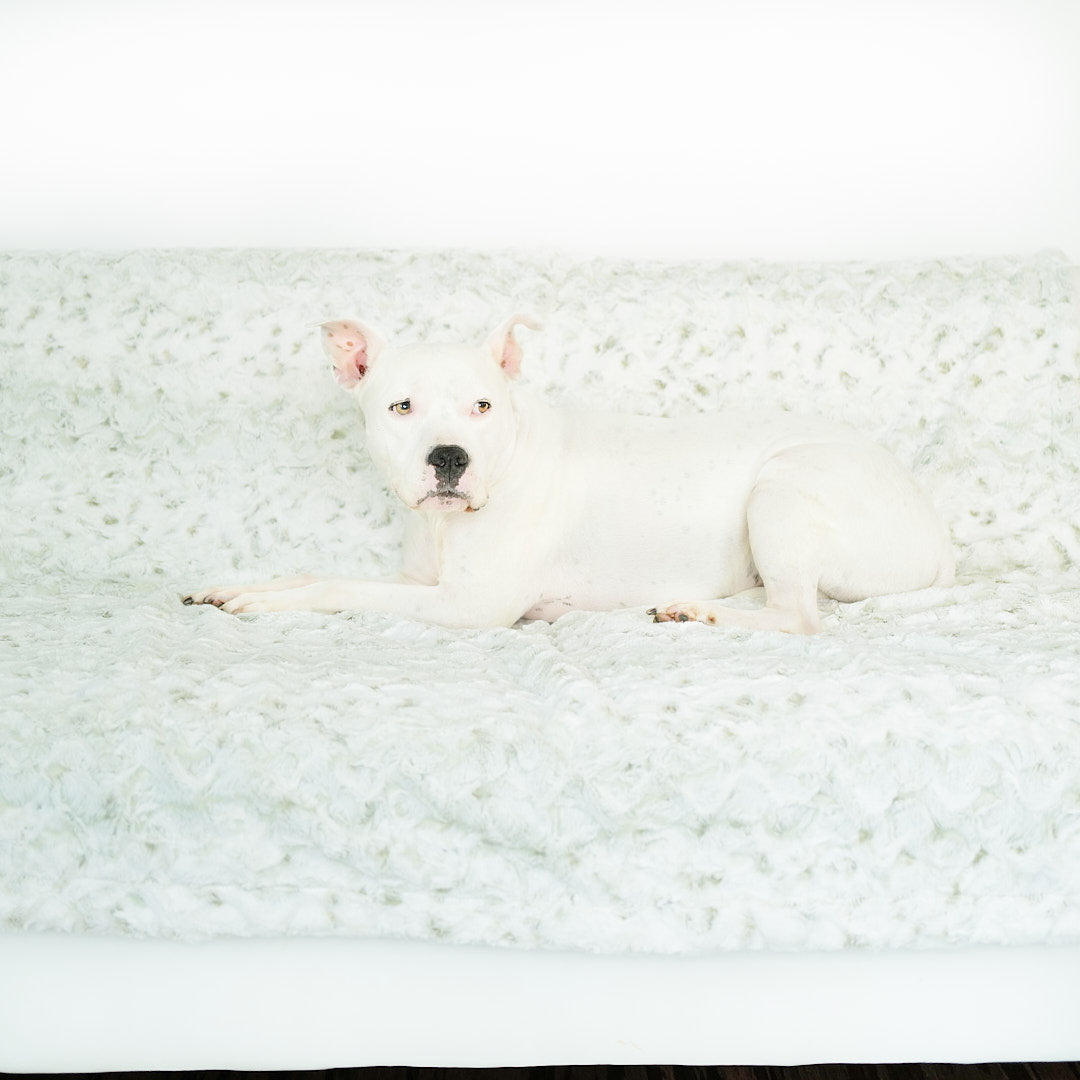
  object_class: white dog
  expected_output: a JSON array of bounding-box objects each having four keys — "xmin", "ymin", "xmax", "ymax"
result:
[{"xmin": 183, "ymin": 315, "xmax": 953, "ymax": 634}]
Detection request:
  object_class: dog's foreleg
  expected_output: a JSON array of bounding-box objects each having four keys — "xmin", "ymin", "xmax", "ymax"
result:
[
  {"xmin": 187, "ymin": 577, "xmax": 529, "ymax": 630},
  {"xmin": 181, "ymin": 575, "xmax": 321, "ymax": 608}
]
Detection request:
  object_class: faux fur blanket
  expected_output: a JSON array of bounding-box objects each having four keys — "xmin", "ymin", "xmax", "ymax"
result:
[{"xmin": 1, "ymin": 248, "xmax": 1078, "ymax": 953}]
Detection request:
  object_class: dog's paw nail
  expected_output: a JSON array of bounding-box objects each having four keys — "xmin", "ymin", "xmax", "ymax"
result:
[
  {"xmin": 677, "ymin": 613, "xmax": 689, "ymax": 622},
  {"xmin": 646, "ymin": 608, "xmax": 657, "ymax": 615},
  {"xmin": 181, "ymin": 595, "xmax": 194, "ymax": 605}
]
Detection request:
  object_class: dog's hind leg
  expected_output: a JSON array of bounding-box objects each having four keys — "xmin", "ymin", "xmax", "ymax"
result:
[
  {"xmin": 651, "ymin": 446, "xmax": 840, "ymax": 633},
  {"xmin": 651, "ymin": 579, "xmax": 823, "ymax": 634},
  {"xmin": 652, "ymin": 440, "xmax": 950, "ymax": 635}
]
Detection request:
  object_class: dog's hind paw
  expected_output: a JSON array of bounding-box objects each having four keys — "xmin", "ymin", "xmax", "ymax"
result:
[{"xmin": 649, "ymin": 604, "xmax": 709, "ymax": 625}]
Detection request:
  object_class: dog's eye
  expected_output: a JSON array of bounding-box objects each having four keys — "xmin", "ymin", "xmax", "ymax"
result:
[
  {"xmin": 390, "ymin": 400, "xmax": 411, "ymax": 415},
  {"xmin": 473, "ymin": 400, "xmax": 492, "ymax": 415}
]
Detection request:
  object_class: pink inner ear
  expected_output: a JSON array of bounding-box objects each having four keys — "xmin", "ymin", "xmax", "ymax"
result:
[
  {"xmin": 499, "ymin": 336, "xmax": 523, "ymax": 376},
  {"xmin": 324, "ymin": 324, "xmax": 372, "ymax": 387},
  {"xmin": 488, "ymin": 314, "xmax": 539, "ymax": 377},
  {"xmin": 345, "ymin": 339, "xmax": 368, "ymax": 378},
  {"xmin": 322, "ymin": 318, "xmax": 385, "ymax": 389},
  {"xmin": 333, "ymin": 350, "xmax": 367, "ymax": 386},
  {"xmin": 330, "ymin": 349, "xmax": 365, "ymax": 388}
]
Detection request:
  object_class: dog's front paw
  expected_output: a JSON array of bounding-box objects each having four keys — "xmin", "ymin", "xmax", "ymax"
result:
[{"xmin": 181, "ymin": 586, "xmax": 244, "ymax": 608}]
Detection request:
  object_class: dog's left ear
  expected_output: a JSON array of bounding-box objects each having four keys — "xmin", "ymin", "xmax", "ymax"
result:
[
  {"xmin": 321, "ymin": 319, "xmax": 385, "ymax": 388},
  {"xmin": 486, "ymin": 314, "xmax": 541, "ymax": 378}
]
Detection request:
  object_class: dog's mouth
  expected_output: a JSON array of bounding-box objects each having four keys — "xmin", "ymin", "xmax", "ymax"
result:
[{"xmin": 415, "ymin": 489, "xmax": 479, "ymax": 512}]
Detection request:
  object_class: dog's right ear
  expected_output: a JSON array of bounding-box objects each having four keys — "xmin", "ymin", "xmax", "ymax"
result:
[{"xmin": 320, "ymin": 319, "xmax": 385, "ymax": 388}]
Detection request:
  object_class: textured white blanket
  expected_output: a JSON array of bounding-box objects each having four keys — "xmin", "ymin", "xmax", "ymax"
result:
[{"xmin": 1, "ymin": 249, "xmax": 1078, "ymax": 953}]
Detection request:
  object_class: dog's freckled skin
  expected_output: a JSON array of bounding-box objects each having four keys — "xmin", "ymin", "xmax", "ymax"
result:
[{"xmin": 183, "ymin": 314, "xmax": 953, "ymax": 633}]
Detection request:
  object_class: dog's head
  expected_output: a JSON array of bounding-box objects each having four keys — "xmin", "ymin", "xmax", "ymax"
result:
[{"xmin": 321, "ymin": 314, "xmax": 540, "ymax": 513}]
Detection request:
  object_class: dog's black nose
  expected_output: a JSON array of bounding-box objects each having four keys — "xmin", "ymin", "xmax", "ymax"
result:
[{"xmin": 427, "ymin": 444, "xmax": 469, "ymax": 486}]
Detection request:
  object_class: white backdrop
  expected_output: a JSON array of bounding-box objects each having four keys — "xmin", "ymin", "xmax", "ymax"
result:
[{"xmin": 2, "ymin": 0, "xmax": 1078, "ymax": 260}]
